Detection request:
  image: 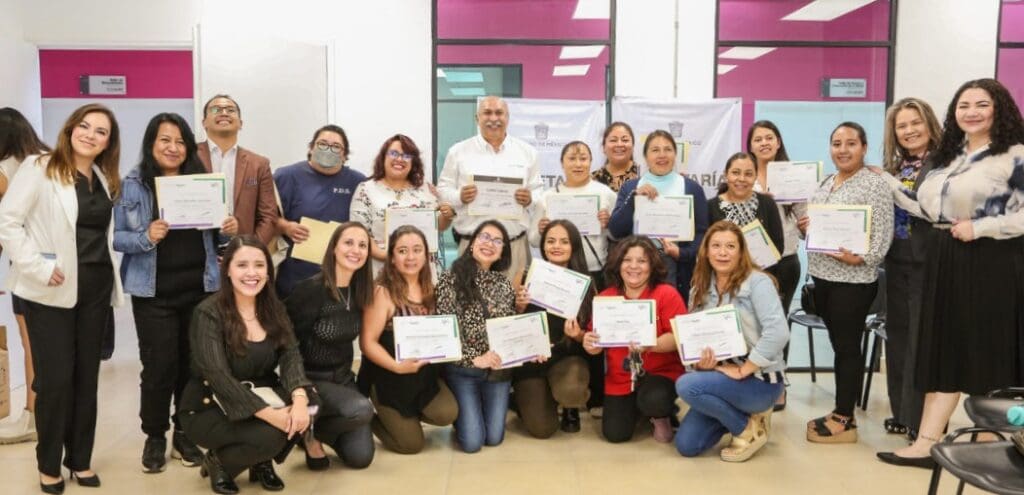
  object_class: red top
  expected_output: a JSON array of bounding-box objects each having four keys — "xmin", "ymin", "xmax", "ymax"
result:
[{"xmin": 590, "ymin": 283, "xmax": 687, "ymax": 396}]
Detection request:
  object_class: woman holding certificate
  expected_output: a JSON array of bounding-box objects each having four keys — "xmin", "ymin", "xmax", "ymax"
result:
[
  {"xmin": 799, "ymin": 122, "xmax": 893, "ymax": 444},
  {"xmin": 114, "ymin": 113, "xmax": 222, "ymax": 473},
  {"xmin": 708, "ymin": 152, "xmax": 785, "ymax": 267},
  {"xmin": 674, "ymin": 221, "xmax": 789, "ymax": 461},
  {"xmin": 285, "ymin": 222, "xmax": 375, "ymax": 470},
  {"xmin": 876, "ymin": 79, "xmax": 1024, "ymax": 468},
  {"xmin": 0, "ymin": 103, "xmax": 124, "ymax": 493},
  {"xmin": 359, "ymin": 225, "xmax": 458, "ymax": 455},
  {"xmin": 436, "ymin": 220, "xmax": 517, "ymax": 453},
  {"xmin": 514, "ymin": 219, "xmax": 596, "ymax": 436},
  {"xmin": 582, "ymin": 236, "xmax": 687, "ymax": 444}
]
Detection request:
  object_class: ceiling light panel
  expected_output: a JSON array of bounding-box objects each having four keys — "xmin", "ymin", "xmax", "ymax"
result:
[
  {"xmin": 782, "ymin": 0, "xmax": 876, "ymax": 22},
  {"xmin": 553, "ymin": 64, "xmax": 591, "ymax": 77},
  {"xmin": 559, "ymin": 45, "xmax": 606, "ymax": 60}
]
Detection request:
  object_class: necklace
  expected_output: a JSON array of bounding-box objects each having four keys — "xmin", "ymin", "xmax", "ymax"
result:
[{"xmin": 338, "ymin": 286, "xmax": 352, "ymax": 311}]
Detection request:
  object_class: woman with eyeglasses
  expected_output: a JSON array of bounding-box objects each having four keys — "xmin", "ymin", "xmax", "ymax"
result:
[
  {"xmin": 350, "ymin": 134, "xmax": 454, "ymax": 277},
  {"xmin": 273, "ymin": 125, "xmax": 367, "ymax": 297}
]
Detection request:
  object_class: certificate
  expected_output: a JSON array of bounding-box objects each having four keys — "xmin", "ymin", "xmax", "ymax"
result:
[
  {"xmin": 766, "ymin": 161, "xmax": 823, "ymax": 203},
  {"xmin": 393, "ymin": 314, "xmax": 462, "ymax": 363},
  {"xmin": 385, "ymin": 208, "xmax": 439, "ymax": 252},
  {"xmin": 805, "ymin": 204, "xmax": 872, "ymax": 255},
  {"xmin": 545, "ymin": 194, "xmax": 601, "ymax": 235},
  {"xmin": 524, "ymin": 259, "xmax": 592, "ymax": 320},
  {"xmin": 290, "ymin": 217, "xmax": 341, "ymax": 264},
  {"xmin": 154, "ymin": 173, "xmax": 228, "ymax": 229},
  {"xmin": 592, "ymin": 297, "xmax": 657, "ymax": 347},
  {"xmin": 634, "ymin": 195, "xmax": 695, "ymax": 241},
  {"xmin": 468, "ymin": 174, "xmax": 524, "ymax": 219},
  {"xmin": 485, "ymin": 312, "xmax": 551, "ymax": 368},
  {"xmin": 741, "ymin": 220, "xmax": 781, "ymax": 269},
  {"xmin": 671, "ymin": 305, "xmax": 747, "ymax": 364}
]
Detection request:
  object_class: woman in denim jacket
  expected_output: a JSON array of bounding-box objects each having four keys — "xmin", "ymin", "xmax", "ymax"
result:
[
  {"xmin": 114, "ymin": 113, "xmax": 234, "ymax": 474},
  {"xmin": 674, "ymin": 221, "xmax": 789, "ymax": 462}
]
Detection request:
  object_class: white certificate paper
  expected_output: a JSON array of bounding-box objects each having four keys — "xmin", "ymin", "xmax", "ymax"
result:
[
  {"xmin": 469, "ymin": 174, "xmax": 524, "ymax": 219},
  {"xmin": 385, "ymin": 208, "xmax": 439, "ymax": 252},
  {"xmin": 155, "ymin": 173, "xmax": 228, "ymax": 229},
  {"xmin": 545, "ymin": 194, "xmax": 601, "ymax": 235},
  {"xmin": 485, "ymin": 312, "xmax": 552, "ymax": 368},
  {"xmin": 524, "ymin": 259, "xmax": 592, "ymax": 320},
  {"xmin": 671, "ymin": 305, "xmax": 747, "ymax": 364},
  {"xmin": 805, "ymin": 204, "xmax": 872, "ymax": 255},
  {"xmin": 741, "ymin": 220, "xmax": 781, "ymax": 269},
  {"xmin": 634, "ymin": 195, "xmax": 695, "ymax": 241},
  {"xmin": 766, "ymin": 161, "xmax": 823, "ymax": 203},
  {"xmin": 393, "ymin": 315, "xmax": 462, "ymax": 364},
  {"xmin": 592, "ymin": 297, "xmax": 657, "ymax": 347}
]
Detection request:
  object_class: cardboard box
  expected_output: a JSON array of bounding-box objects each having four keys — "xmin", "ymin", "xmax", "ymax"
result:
[{"xmin": 0, "ymin": 326, "xmax": 9, "ymax": 420}]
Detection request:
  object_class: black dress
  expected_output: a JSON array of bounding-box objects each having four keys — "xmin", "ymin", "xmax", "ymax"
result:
[{"xmin": 513, "ymin": 304, "xmax": 585, "ymax": 380}]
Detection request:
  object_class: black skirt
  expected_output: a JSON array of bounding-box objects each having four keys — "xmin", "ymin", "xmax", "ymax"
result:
[{"xmin": 913, "ymin": 228, "xmax": 1024, "ymax": 395}]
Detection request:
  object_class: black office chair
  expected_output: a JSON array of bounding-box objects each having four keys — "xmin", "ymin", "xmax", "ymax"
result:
[
  {"xmin": 786, "ymin": 308, "xmax": 828, "ymax": 383},
  {"xmin": 859, "ymin": 314, "xmax": 886, "ymax": 410},
  {"xmin": 964, "ymin": 388, "xmax": 1024, "ymax": 435},
  {"xmin": 927, "ymin": 427, "xmax": 1024, "ymax": 495}
]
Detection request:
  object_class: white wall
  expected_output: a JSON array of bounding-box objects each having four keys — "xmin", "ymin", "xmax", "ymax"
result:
[{"xmin": 0, "ymin": 0, "xmax": 42, "ymax": 132}]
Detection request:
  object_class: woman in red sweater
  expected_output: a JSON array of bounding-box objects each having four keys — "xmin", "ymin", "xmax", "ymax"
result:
[{"xmin": 584, "ymin": 236, "xmax": 687, "ymax": 443}]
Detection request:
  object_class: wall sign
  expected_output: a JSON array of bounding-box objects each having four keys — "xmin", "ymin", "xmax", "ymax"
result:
[
  {"xmin": 821, "ymin": 78, "xmax": 867, "ymax": 98},
  {"xmin": 79, "ymin": 75, "xmax": 127, "ymax": 96}
]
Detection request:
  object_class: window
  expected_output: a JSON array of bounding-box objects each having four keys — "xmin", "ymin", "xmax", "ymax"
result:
[{"xmin": 998, "ymin": 0, "xmax": 1024, "ymax": 105}]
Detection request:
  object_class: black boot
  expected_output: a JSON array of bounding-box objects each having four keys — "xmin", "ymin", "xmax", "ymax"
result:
[
  {"xmin": 560, "ymin": 408, "xmax": 581, "ymax": 433},
  {"xmin": 172, "ymin": 430, "xmax": 203, "ymax": 467},
  {"xmin": 200, "ymin": 452, "xmax": 239, "ymax": 495},
  {"xmin": 141, "ymin": 436, "xmax": 167, "ymax": 473},
  {"xmin": 248, "ymin": 461, "xmax": 285, "ymax": 491}
]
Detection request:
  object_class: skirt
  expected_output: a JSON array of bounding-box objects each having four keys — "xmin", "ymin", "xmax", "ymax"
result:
[{"xmin": 913, "ymin": 229, "xmax": 1024, "ymax": 395}]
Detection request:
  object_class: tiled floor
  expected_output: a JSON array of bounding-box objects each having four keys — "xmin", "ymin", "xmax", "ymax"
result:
[{"xmin": 0, "ymin": 302, "xmax": 988, "ymax": 494}]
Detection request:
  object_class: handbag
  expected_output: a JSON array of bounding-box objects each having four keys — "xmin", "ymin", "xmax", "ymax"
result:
[
  {"xmin": 211, "ymin": 381, "xmax": 287, "ymax": 412},
  {"xmin": 800, "ymin": 280, "xmax": 818, "ymax": 316}
]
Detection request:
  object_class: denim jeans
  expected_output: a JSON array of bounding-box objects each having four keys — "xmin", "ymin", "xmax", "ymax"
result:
[
  {"xmin": 444, "ymin": 365, "xmax": 511, "ymax": 453},
  {"xmin": 674, "ymin": 371, "xmax": 783, "ymax": 457}
]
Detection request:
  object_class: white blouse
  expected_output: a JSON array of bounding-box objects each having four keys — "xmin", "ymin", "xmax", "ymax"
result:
[{"xmin": 349, "ymin": 179, "xmax": 443, "ymax": 276}]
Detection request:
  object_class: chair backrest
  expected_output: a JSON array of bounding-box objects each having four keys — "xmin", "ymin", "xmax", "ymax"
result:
[{"xmin": 868, "ymin": 267, "xmax": 886, "ymax": 316}]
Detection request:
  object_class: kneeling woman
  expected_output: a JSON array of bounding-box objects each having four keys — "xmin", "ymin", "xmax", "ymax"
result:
[
  {"xmin": 583, "ymin": 236, "xmax": 687, "ymax": 443},
  {"xmin": 674, "ymin": 221, "xmax": 789, "ymax": 461},
  {"xmin": 436, "ymin": 221, "xmax": 517, "ymax": 453},
  {"xmin": 181, "ymin": 236, "xmax": 313, "ymax": 494},
  {"xmin": 285, "ymin": 222, "xmax": 375, "ymax": 470},
  {"xmin": 513, "ymin": 220, "xmax": 596, "ymax": 437},
  {"xmin": 359, "ymin": 226, "xmax": 458, "ymax": 454}
]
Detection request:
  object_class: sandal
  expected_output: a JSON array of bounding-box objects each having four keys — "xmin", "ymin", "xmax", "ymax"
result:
[
  {"xmin": 884, "ymin": 417, "xmax": 908, "ymax": 435},
  {"xmin": 806, "ymin": 413, "xmax": 858, "ymax": 444},
  {"xmin": 721, "ymin": 414, "xmax": 769, "ymax": 462}
]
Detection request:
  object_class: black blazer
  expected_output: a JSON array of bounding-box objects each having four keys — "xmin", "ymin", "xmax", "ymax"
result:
[{"xmin": 707, "ymin": 192, "xmax": 785, "ymax": 253}]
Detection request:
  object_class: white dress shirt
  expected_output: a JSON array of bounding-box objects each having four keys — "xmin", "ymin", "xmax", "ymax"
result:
[{"xmin": 209, "ymin": 141, "xmax": 238, "ymax": 214}]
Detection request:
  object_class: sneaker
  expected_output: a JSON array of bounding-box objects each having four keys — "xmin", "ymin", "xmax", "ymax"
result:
[
  {"xmin": 0, "ymin": 410, "xmax": 37, "ymax": 444},
  {"xmin": 650, "ymin": 417, "xmax": 673, "ymax": 443},
  {"xmin": 142, "ymin": 436, "xmax": 167, "ymax": 473},
  {"xmin": 171, "ymin": 430, "xmax": 203, "ymax": 467}
]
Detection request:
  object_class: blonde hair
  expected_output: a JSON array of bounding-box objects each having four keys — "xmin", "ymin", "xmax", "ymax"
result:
[
  {"xmin": 689, "ymin": 221, "xmax": 776, "ymax": 309},
  {"xmin": 882, "ymin": 98, "xmax": 942, "ymax": 175}
]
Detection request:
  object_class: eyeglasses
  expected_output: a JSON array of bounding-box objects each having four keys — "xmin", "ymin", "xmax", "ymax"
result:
[
  {"xmin": 476, "ymin": 232, "xmax": 505, "ymax": 248},
  {"xmin": 315, "ymin": 141, "xmax": 345, "ymax": 154},
  {"xmin": 208, "ymin": 105, "xmax": 239, "ymax": 116},
  {"xmin": 387, "ymin": 150, "xmax": 414, "ymax": 161}
]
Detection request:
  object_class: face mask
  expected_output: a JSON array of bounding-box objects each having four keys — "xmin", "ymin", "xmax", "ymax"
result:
[{"xmin": 312, "ymin": 148, "xmax": 342, "ymax": 168}]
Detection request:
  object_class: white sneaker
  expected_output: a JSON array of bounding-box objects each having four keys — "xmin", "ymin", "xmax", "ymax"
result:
[
  {"xmin": 0, "ymin": 410, "xmax": 37, "ymax": 444},
  {"xmin": 589, "ymin": 406, "xmax": 603, "ymax": 419}
]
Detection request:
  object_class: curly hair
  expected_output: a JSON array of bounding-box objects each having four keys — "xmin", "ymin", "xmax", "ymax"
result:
[
  {"xmin": 603, "ymin": 236, "xmax": 667, "ymax": 293},
  {"xmin": 932, "ymin": 79, "xmax": 1024, "ymax": 168},
  {"xmin": 371, "ymin": 134, "xmax": 425, "ymax": 187}
]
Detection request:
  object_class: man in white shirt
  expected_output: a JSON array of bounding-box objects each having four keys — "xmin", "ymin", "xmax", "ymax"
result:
[{"xmin": 438, "ymin": 96, "xmax": 542, "ymax": 279}]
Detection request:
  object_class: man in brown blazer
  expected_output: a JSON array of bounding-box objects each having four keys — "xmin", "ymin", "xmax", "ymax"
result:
[{"xmin": 196, "ymin": 94, "xmax": 279, "ymax": 246}]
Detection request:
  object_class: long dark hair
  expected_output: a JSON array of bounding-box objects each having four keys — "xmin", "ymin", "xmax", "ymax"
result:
[
  {"xmin": 46, "ymin": 103, "xmax": 121, "ymax": 198},
  {"xmin": 451, "ymin": 220, "xmax": 512, "ymax": 303},
  {"xmin": 371, "ymin": 134, "xmax": 425, "ymax": 187},
  {"xmin": 216, "ymin": 236, "xmax": 294, "ymax": 355},
  {"xmin": 932, "ymin": 78, "xmax": 1024, "ymax": 168},
  {"xmin": 320, "ymin": 222, "xmax": 374, "ymax": 308},
  {"xmin": 0, "ymin": 107, "xmax": 49, "ymax": 163},
  {"xmin": 745, "ymin": 120, "xmax": 790, "ymax": 163},
  {"xmin": 716, "ymin": 152, "xmax": 757, "ymax": 195},
  {"xmin": 540, "ymin": 219, "xmax": 595, "ymax": 325},
  {"xmin": 604, "ymin": 236, "xmax": 667, "ymax": 293},
  {"xmin": 138, "ymin": 113, "xmax": 206, "ymax": 197},
  {"xmin": 377, "ymin": 225, "xmax": 436, "ymax": 312}
]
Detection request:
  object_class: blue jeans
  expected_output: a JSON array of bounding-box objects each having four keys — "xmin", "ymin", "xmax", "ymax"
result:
[
  {"xmin": 445, "ymin": 365, "xmax": 511, "ymax": 453},
  {"xmin": 674, "ymin": 371, "xmax": 784, "ymax": 457}
]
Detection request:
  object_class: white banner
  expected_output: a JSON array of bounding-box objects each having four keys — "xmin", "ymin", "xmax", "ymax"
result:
[
  {"xmin": 612, "ymin": 97, "xmax": 742, "ymax": 198},
  {"xmin": 505, "ymin": 98, "xmax": 607, "ymax": 189}
]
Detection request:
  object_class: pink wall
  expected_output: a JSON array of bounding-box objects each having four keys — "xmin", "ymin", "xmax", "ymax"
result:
[
  {"xmin": 39, "ymin": 49, "xmax": 193, "ymax": 99},
  {"xmin": 718, "ymin": 0, "xmax": 890, "ymax": 42},
  {"xmin": 998, "ymin": 49, "xmax": 1024, "ymax": 108},
  {"xmin": 1001, "ymin": 1, "xmax": 1024, "ymax": 42},
  {"xmin": 437, "ymin": 45, "xmax": 607, "ymax": 100},
  {"xmin": 437, "ymin": 0, "xmax": 609, "ymax": 39}
]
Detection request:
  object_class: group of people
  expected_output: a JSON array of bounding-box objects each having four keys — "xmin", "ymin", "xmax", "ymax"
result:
[{"xmin": 0, "ymin": 76, "xmax": 1020, "ymax": 494}]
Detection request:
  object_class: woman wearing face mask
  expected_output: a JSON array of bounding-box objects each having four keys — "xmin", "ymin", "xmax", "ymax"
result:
[
  {"xmin": 609, "ymin": 130, "xmax": 709, "ymax": 302},
  {"xmin": 798, "ymin": 122, "xmax": 893, "ymax": 444},
  {"xmin": 284, "ymin": 223, "xmax": 375, "ymax": 471},
  {"xmin": 350, "ymin": 134, "xmax": 453, "ymax": 277},
  {"xmin": 114, "ymin": 113, "xmax": 220, "ymax": 473},
  {"xmin": 274, "ymin": 125, "xmax": 367, "ymax": 296},
  {"xmin": 0, "ymin": 103, "xmax": 124, "ymax": 493},
  {"xmin": 436, "ymin": 221, "xmax": 517, "ymax": 453},
  {"xmin": 592, "ymin": 122, "xmax": 638, "ymax": 193},
  {"xmin": 708, "ymin": 152, "xmax": 784, "ymax": 264},
  {"xmin": 875, "ymin": 79, "xmax": 1024, "ymax": 468},
  {"xmin": 359, "ymin": 226, "xmax": 458, "ymax": 454},
  {"xmin": 675, "ymin": 221, "xmax": 788, "ymax": 462},
  {"xmin": 513, "ymin": 220, "xmax": 597, "ymax": 436}
]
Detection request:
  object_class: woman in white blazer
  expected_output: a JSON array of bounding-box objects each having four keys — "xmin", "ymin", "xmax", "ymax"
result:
[{"xmin": 0, "ymin": 103, "xmax": 124, "ymax": 494}]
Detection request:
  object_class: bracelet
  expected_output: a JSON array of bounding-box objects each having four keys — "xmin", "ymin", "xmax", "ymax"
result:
[{"xmin": 291, "ymin": 390, "xmax": 308, "ymax": 398}]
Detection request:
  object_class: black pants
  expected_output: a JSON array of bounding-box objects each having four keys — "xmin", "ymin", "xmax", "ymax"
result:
[
  {"xmin": 812, "ymin": 277, "xmax": 877, "ymax": 417},
  {"xmin": 885, "ymin": 255, "xmax": 925, "ymax": 430},
  {"xmin": 181, "ymin": 408, "xmax": 287, "ymax": 478},
  {"xmin": 22, "ymin": 265, "xmax": 113, "ymax": 476},
  {"xmin": 306, "ymin": 371, "xmax": 375, "ymax": 469},
  {"xmin": 132, "ymin": 291, "xmax": 208, "ymax": 437},
  {"xmin": 602, "ymin": 374, "xmax": 676, "ymax": 443},
  {"xmin": 767, "ymin": 254, "xmax": 801, "ymax": 315}
]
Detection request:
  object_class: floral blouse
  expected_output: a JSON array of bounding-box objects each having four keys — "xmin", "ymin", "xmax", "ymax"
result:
[
  {"xmin": 349, "ymin": 179, "xmax": 442, "ymax": 275},
  {"xmin": 591, "ymin": 162, "xmax": 638, "ymax": 193},
  {"xmin": 435, "ymin": 269, "xmax": 515, "ymax": 369},
  {"xmin": 892, "ymin": 155, "xmax": 925, "ymax": 240}
]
